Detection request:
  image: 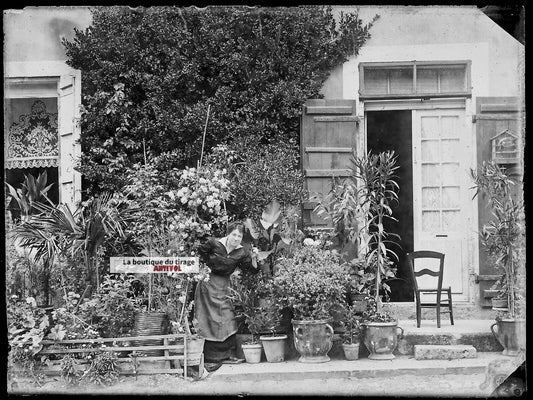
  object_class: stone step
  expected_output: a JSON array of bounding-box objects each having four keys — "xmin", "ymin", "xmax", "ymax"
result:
[
  {"xmin": 414, "ymin": 344, "xmax": 477, "ymax": 360},
  {"xmin": 210, "ymin": 352, "xmax": 503, "ymax": 382}
]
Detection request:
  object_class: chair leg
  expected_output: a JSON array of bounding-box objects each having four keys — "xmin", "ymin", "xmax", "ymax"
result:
[
  {"xmin": 436, "ymin": 305, "xmax": 441, "ymax": 328},
  {"xmin": 448, "ymin": 288, "xmax": 454, "ymax": 325},
  {"xmin": 416, "ymin": 304, "xmax": 421, "ymax": 328}
]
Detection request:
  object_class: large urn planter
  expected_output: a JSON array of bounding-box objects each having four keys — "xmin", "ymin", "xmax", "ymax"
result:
[
  {"xmin": 260, "ymin": 335, "xmax": 287, "ymax": 362},
  {"xmin": 490, "ymin": 319, "xmax": 526, "ymax": 356},
  {"xmin": 241, "ymin": 343, "xmax": 263, "ymax": 363},
  {"xmin": 363, "ymin": 321, "xmax": 404, "ymax": 360},
  {"xmin": 292, "ymin": 319, "xmax": 334, "ymax": 363}
]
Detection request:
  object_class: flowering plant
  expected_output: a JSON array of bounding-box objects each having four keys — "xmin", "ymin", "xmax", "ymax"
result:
[
  {"xmin": 273, "ymin": 245, "xmax": 350, "ymax": 320},
  {"xmin": 118, "ymin": 160, "xmax": 226, "ymax": 332}
]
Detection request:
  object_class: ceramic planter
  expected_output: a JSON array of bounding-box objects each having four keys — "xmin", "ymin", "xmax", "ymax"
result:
[
  {"xmin": 241, "ymin": 343, "xmax": 263, "ymax": 363},
  {"xmin": 292, "ymin": 319, "xmax": 334, "ymax": 363},
  {"xmin": 490, "ymin": 319, "xmax": 526, "ymax": 356},
  {"xmin": 363, "ymin": 321, "xmax": 404, "ymax": 360},
  {"xmin": 342, "ymin": 343, "xmax": 360, "ymax": 360},
  {"xmin": 260, "ymin": 335, "xmax": 287, "ymax": 362}
]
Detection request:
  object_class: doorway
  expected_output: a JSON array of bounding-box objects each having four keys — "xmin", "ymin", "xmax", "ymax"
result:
[{"xmin": 366, "ymin": 110, "xmax": 414, "ymax": 302}]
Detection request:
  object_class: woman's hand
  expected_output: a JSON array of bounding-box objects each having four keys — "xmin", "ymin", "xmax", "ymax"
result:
[{"xmin": 251, "ymin": 246, "xmax": 259, "ymax": 268}]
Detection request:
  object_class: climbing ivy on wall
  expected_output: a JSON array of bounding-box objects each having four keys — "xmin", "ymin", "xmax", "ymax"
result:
[{"xmin": 63, "ymin": 6, "xmax": 377, "ymax": 196}]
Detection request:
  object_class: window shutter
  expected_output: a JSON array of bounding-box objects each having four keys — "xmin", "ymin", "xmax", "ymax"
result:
[
  {"xmin": 300, "ymin": 99, "xmax": 359, "ymax": 227},
  {"xmin": 474, "ymin": 96, "xmax": 523, "ymax": 306},
  {"xmin": 57, "ymin": 72, "xmax": 82, "ymax": 207}
]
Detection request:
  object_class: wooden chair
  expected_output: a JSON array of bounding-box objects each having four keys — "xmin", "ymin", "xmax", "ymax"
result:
[{"xmin": 407, "ymin": 250, "xmax": 454, "ymax": 328}]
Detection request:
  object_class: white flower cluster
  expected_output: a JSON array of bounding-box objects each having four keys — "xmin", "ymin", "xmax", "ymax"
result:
[
  {"xmin": 173, "ymin": 167, "xmax": 230, "ymax": 216},
  {"xmin": 168, "ymin": 214, "xmax": 212, "ymax": 239}
]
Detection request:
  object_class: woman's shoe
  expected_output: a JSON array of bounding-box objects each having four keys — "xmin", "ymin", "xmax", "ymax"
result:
[
  {"xmin": 204, "ymin": 362, "xmax": 222, "ymax": 372},
  {"xmin": 221, "ymin": 356, "xmax": 245, "ymax": 364}
]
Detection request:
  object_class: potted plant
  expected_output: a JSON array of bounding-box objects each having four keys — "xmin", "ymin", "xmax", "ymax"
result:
[
  {"xmin": 240, "ymin": 312, "xmax": 265, "ymax": 364},
  {"xmin": 273, "ymin": 243, "xmax": 349, "ymax": 363},
  {"xmin": 352, "ymin": 151, "xmax": 403, "ymax": 360},
  {"xmin": 489, "ymin": 276, "xmax": 510, "ymax": 310},
  {"xmin": 471, "ymin": 162, "xmax": 526, "ymax": 356},
  {"xmin": 257, "ymin": 297, "xmax": 287, "ymax": 363},
  {"xmin": 341, "ymin": 304, "xmax": 363, "ymax": 360},
  {"xmin": 227, "ymin": 284, "xmax": 265, "ymax": 363}
]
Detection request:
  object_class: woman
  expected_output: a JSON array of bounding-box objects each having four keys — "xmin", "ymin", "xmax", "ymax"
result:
[{"xmin": 195, "ymin": 221, "xmax": 259, "ymax": 371}]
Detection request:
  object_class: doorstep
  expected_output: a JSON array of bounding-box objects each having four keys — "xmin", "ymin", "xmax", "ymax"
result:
[
  {"xmin": 209, "ymin": 352, "xmax": 504, "ymax": 382},
  {"xmin": 396, "ymin": 319, "xmax": 503, "ymax": 354}
]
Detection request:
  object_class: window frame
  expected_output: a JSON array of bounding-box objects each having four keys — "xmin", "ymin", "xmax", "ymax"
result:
[{"xmin": 359, "ymin": 60, "xmax": 472, "ymax": 100}]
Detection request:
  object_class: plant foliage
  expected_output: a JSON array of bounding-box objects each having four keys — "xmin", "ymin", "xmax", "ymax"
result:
[
  {"xmin": 471, "ymin": 161, "xmax": 525, "ymax": 318},
  {"xmin": 62, "ymin": 6, "xmax": 377, "ymax": 195},
  {"xmin": 273, "ymin": 244, "xmax": 350, "ymax": 320}
]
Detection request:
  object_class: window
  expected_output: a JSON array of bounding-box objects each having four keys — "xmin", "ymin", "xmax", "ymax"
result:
[{"xmin": 359, "ymin": 61, "xmax": 471, "ymax": 99}]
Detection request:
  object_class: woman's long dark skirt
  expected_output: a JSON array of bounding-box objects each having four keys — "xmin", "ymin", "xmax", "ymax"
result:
[{"xmin": 203, "ymin": 334, "xmax": 236, "ymax": 363}]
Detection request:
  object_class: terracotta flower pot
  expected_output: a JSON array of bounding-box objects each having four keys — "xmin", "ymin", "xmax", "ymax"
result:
[
  {"xmin": 491, "ymin": 297, "xmax": 509, "ymax": 310},
  {"xmin": 363, "ymin": 321, "xmax": 403, "ymax": 360},
  {"xmin": 490, "ymin": 319, "xmax": 526, "ymax": 356},
  {"xmin": 186, "ymin": 336, "xmax": 205, "ymax": 364},
  {"xmin": 242, "ymin": 343, "xmax": 263, "ymax": 363},
  {"xmin": 342, "ymin": 343, "xmax": 360, "ymax": 360},
  {"xmin": 292, "ymin": 319, "xmax": 333, "ymax": 363},
  {"xmin": 260, "ymin": 335, "xmax": 287, "ymax": 362}
]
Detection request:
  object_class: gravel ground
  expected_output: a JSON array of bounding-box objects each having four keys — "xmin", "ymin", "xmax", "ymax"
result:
[{"xmin": 8, "ymin": 372, "xmax": 493, "ymax": 397}]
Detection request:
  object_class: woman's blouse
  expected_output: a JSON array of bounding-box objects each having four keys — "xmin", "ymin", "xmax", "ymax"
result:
[{"xmin": 198, "ymin": 237, "xmax": 257, "ymax": 276}]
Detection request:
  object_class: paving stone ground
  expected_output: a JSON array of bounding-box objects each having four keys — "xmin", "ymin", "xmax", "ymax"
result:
[{"xmin": 9, "ymin": 373, "xmax": 493, "ymax": 397}]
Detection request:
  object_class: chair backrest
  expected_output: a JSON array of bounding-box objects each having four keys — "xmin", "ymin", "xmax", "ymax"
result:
[{"xmin": 407, "ymin": 251, "xmax": 445, "ymax": 302}]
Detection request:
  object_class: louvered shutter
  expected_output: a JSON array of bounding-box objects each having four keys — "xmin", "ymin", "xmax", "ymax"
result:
[
  {"xmin": 57, "ymin": 72, "xmax": 82, "ymax": 207},
  {"xmin": 300, "ymin": 99, "xmax": 359, "ymax": 227}
]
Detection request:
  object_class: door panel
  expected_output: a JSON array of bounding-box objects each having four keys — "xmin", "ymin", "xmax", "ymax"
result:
[{"xmin": 413, "ymin": 108, "xmax": 467, "ymax": 298}]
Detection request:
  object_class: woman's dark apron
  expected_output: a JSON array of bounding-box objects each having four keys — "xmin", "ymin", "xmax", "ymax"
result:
[{"xmin": 194, "ymin": 273, "xmax": 237, "ymax": 362}]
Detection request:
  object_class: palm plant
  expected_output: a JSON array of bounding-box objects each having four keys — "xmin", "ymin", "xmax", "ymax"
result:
[{"xmin": 9, "ymin": 193, "xmax": 132, "ymax": 302}]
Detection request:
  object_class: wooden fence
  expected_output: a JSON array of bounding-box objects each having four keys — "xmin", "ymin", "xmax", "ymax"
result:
[{"xmin": 31, "ymin": 333, "xmax": 204, "ymax": 378}]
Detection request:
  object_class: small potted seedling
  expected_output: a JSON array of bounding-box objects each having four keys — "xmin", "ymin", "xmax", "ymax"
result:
[{"xmin": 341, "ymin": 304, "xmax": 362, "ymax": 360}]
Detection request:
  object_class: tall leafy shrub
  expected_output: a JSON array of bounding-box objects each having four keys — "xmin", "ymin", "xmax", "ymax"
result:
[{"xmin": 63, "ymin": 6, "xmax": 377, "ymax": 195}]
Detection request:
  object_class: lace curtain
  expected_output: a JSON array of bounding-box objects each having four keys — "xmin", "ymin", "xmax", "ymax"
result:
[{"xmin": 5, "ymin": 100, "xmax": 59, "ymax": 169}]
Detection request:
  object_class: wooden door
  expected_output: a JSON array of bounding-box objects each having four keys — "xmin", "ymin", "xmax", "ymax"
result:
[
  {"xmin": 300, "ymin": 99, "xmax": 359, "ymax": 227},
  {"xmin": 412, "ymin": 108, "xmax": 469, "ymax": 300}
]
